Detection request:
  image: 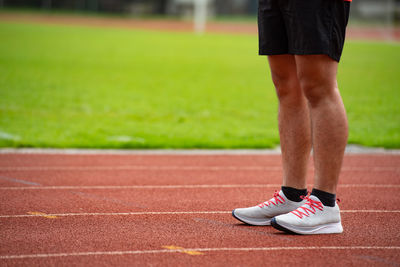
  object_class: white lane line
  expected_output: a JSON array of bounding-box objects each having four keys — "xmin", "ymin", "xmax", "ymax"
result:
[
  {"xmin": 1, "ymin": 246, "xmax": 399, "ymax": 260},
  {"xmin": 339, "ymin": 184, "xmax": 400, "ymax": 188},
  {"xmin": 0, "ymin": 184, "xmax": 281, "ymax": 190},
  {"xmin": 1, "ymin": 210, "xmax": 399, "ymax": 218},
  {"xmin": 0, "ymin": 166, "xmax": 282, "ymax": 171},
  {"xmin": 0, "ymin": 211, "xmax": 231, "ymax": 218},
  {"xmin": 0, "ymin": 166, "xmax": 398, "ymax": 172},
  {"xmin": 0, "ymin": 184, "xmax": 399, "ymax": 190},
  {"xmin": 340, "ymin": 210, "xmax": 400, "ymax": 213}
]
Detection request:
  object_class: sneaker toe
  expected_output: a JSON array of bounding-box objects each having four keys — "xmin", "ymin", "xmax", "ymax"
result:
[{"xmin": 232, "ymin": 207, "xmax": 272, "ymax": 226}]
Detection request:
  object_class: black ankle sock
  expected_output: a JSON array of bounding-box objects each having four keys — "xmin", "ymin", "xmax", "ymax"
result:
[
  {"xmin": 311, "ymin": 188, "xmax": 336, "ymax": 207},
  {"xmin": 281, "ymin": 186, "xmax": 308, "ymax": 202}
]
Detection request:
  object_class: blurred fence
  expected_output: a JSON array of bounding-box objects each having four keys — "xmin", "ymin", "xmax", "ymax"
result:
[
  {"xmin": 351, "ymin": 0, "xmax": 399, "ymax": 26},
  {"xmin": 1, "ymin": 0, "xmax": 399, "ymax": 26},
  {"xmin": 0, "ymin": 0, "xmax": 256, "ymax": 16}
]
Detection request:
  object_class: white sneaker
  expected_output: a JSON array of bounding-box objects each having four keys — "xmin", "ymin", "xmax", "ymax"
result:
[
  {"xmin": 232, "ymin": 190, "xmax": 306, "ymax": 226},
  {"xmin": 271, "ymin": 195, "xmax": 343, "ymax": 234}
]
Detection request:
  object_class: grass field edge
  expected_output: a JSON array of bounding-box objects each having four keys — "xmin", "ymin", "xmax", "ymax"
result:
[{"xmin": 0, "ymin": 145, "xmax": 399, "ymax": 155}]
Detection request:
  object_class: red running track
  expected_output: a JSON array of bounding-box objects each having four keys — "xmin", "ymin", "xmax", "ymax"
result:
[{"xmin": 0, "ymin": 153, "xmax": 399, "ymax": 266}]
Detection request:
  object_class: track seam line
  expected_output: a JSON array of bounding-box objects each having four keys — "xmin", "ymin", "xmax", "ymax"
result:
[
  {"xmin": 1, "ymin": 246, "xmax": 400, "ymax": 259},
  {"xmin": 1, "ymin": 210, "xmax": 399, "ymax": 218},
  {"xmin": 0, "ymin": 184, "xmax": 399, "ymax": 190}
]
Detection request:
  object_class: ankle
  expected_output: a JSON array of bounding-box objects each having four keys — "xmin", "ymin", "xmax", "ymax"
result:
[
  {"xmin": 281, "ymin": 186, "xmax": 308, "ymax": 202},
  {"xmin": 311, "ymin": 188, "xmax": 336, "ymax": 207}
]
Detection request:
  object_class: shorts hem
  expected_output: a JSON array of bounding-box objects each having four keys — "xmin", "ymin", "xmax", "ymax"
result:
[
  {"xmin": 259, "ymin": 50, "xmax": 288, "ymax": 56},
  {"xmin": 259, "ymin": 49, "xmax": 340, "ymax": 62}
]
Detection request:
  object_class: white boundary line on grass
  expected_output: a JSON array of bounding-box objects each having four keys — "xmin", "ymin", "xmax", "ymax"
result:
[
  {"xmin": 1, "ymin": 145, "xmax": 400, "ymax": 155},
  {"xmin": 0, "ymin": 210, "xmax": 399, "ymax": 218},
  {"xmin": 0, "ymin": 184, "xmax": 400, "ymax": 190},
  {"xmin": 1, "ymin": 246, "xmax": 400, "ymax": 260}
]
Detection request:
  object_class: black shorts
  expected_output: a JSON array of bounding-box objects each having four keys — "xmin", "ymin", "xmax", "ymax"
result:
[{"xmin": 258, "ymin": 0, "xmax": 350, "ymax": 62}]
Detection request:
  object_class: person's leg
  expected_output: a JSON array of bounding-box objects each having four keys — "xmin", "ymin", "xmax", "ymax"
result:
[
  {"xmin": 270, "ymin": 55, "xmax": 347, "ymax": 234},
  {"xmin": 295, "ymin": 54, "xmax": 348, "ymax": 195},
  {"xmin": 268, "ymin": 55, "xmax": 311, "ymax": 190},
  {"xmin": 231, "ymin": 56, "xmax": 311, "ymax": 227},
  {"xmin": 264, "ymin": 0, "xmax": 350, "ymax": 234}
]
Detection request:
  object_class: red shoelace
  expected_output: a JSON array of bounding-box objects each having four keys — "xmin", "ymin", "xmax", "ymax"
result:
[
  {"xmin": 291, "ymin": 195, "xmax": 324, "ymax": 219},
  {"xmin": 258, "ymin": 190, "xmax": 285, "ymax": 208}
]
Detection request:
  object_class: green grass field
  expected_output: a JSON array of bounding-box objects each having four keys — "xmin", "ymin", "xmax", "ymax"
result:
[{"xmin": 0, "ymin": 21, "xmax": 399, "ymax": 149}]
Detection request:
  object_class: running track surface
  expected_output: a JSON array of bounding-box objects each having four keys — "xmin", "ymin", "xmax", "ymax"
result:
[{"xmin": 0, "ymin": 152, "xmax": 399, "ymax": 266}]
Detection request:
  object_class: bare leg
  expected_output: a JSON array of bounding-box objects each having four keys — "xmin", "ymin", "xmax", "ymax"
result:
[
  {"xmin": 268, "ymin": 55, "xmax": 312, "ymax": 189},
  {"xmin": 295, "ymin": 55, "xmax": 348, "ymax": 194}
]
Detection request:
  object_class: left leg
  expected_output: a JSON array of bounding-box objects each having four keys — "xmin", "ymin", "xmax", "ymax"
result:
[{"xmin": 295, "ymin": 54, "xmax": 348, "ymax": 194}]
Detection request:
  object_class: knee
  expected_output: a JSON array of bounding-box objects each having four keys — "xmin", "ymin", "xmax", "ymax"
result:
[
  {"xmin": 271, "ymin": 71, "xmax": 303, "ymax": 104},
  {"xmin": 299, "ymin": 76, "xmax": 336, "ymax": 107}
]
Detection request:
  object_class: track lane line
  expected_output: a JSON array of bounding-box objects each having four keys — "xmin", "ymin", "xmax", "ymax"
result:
[
  {"xmin": 0, "ymin": 166, "xmax": 398, "ymax": 171},
  {"xmin": 1, "ymin": 246, "xmax": 400, "ymax": 260},
  {"xmin": 0, "ymin": 211, "xmax": 231, "ymax": 218},
  {"xmin": 1, "ymin": 166, "xmax": 283, "ymax": 171},
  {"xmin": 0, "ymin": 210, "xmax": 399, "ymax": 218},
  {"xmin": 0, "ymin": 184, "xmax": 282, "ymax": 190},
  {"xmin": 0, "ymin": 184, "xmax": 399, "ymax": 190}
]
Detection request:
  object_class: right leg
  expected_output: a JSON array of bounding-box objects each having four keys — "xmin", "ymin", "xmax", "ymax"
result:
[{"xmin": 268, "ymin": 55, "xmax": 311, "ymax": 190}]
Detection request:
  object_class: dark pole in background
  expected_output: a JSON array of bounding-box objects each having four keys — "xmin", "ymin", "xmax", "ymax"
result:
[
  {"xmin": 42, "ymin": 0, "xmax": 52, "ymax": 10},
  {"xmin": 88, "ymin": 0, "xmax": 99, "ymax": 12},
  {"xmin": 75, "ymin": 0, "xmax": 86, "ymax": 11},
  {"xmin": 248, "ymin": 0, "xmax": 257, "ymax": 15}
]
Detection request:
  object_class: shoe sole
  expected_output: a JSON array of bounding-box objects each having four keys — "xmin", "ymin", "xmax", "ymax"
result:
[
  {"xmin": 232, "ymin": 210, "xmax": 271, "ymax": 226},
  {"xmin": 271, "ymin": 218, "xmax": 343, "ymax": 235},
  {"xmin": 270, "ymin": 218, "xmax": 298, "ymax": 234}
]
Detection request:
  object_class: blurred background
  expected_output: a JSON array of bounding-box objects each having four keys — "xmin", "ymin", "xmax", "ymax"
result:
[
  {"xmin": 0, "ymin": 1, "xmax": 399, "ymax": 149},
  {"xmin": 1, "ymin": 0, "xmax": 399, "ymax": 26}
]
